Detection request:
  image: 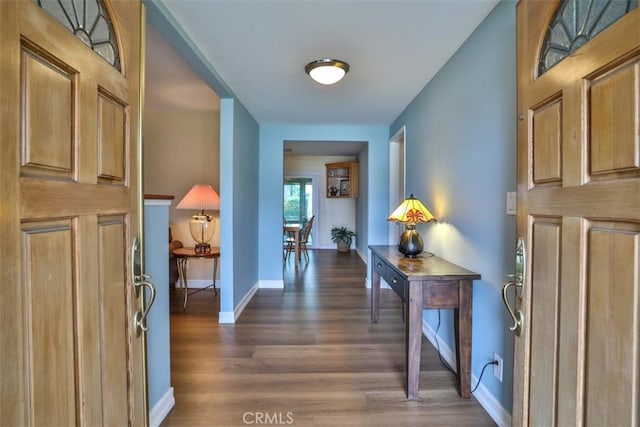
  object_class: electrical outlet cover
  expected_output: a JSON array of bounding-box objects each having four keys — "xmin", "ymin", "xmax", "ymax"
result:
[{"xmin": 493, "ymin": 353, "xmax": 503, "ymax": 382}]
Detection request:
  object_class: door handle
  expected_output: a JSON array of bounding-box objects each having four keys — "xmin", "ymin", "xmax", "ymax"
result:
[
  {"xmin": 134, "ymin": 280, "xmax": 156, "ymax": 336},
  {"xmin": 502, "ymin": 237, "xmax": 526, "ymax": 336},
  {"xmin": 502, "ymin": 280, "xmax": 524, "ymax": 336},
  {"xmin": 131, "ymin": 236, "xmax": 157, "ymax": 335}
]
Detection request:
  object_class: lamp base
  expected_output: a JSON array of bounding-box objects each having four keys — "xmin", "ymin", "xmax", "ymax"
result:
[
  {"xmin": 398, "ymin": 225, "xmax": 423, "ymax": 258},
  {"xmin": 194, "ymin": 243, "xmax": 211, "ymax": 254}
]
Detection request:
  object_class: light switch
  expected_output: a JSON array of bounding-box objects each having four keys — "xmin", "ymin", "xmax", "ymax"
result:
[{"xmin": 506, "ymin": 192, "xmax": 517, "ymax": 215}]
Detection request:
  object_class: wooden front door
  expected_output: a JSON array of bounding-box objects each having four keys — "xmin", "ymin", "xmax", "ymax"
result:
[
  {"xmin": 0, "ymin": 0, "xmax": 146, "ymax": 425},
  {"xmin": 513, "ymin": 0, "xmax": 639, "ymax": 425}
]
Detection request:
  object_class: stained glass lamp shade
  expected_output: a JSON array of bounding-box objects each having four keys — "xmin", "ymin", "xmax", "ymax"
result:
[
  {"xmin": 176, "ymin": 185, "xmax": 220, "ymax": 254},
  {"xmin": 387, "ymin": 194, "xmax": 436, "ymax": 258}
]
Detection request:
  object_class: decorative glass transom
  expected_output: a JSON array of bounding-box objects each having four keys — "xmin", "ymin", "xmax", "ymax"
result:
[
  {"xmin": 33, "ymin": 0, "xmax": 121, "ymax": 71},
  {"xmin": 539, "ymin": 0, "xmax": 637, "ymax": 75}
]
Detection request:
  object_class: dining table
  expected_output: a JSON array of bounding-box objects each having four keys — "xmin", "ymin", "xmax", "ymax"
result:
[{"xmin": 283, "ymin": 223, "xmax": 301, "ymax": 268}]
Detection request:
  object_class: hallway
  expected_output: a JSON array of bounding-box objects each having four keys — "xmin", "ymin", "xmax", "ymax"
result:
[{"xmin": 162, "ymin": 250, "xmax": 494, "ymax": 426}]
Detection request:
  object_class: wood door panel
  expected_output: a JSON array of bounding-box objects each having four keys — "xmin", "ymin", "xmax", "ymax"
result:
[
  {"xmin": 97, "ymin": 91, "xmax": 127, "ymax": 183},
  {"xmin": 22, "ymin": 220, "xmax": 76, "ymax": 426},
  {"xmin": 585, "ymin": 221, "xmax": 639, "ymax": 426},
  {"xmin": 98, "ymin": 216, "xmax": 129, "ymax": 426},
  {"xmin": 20, "ymin": 178, "xmax": 129, "ymax": 219},
  {"xmin": 21, "ymin": 46, "xmax": 75, "ymax": 179},
  {"xmin": 527, "ymin": 180, "xmax": 640, "ymax": 219},
  {"xmin": 532, "ymin": 100, "xmax": 562, "ymax": 185},
  {"xmin": 516, "ymin": 2, "xmax": 639, "ymax": 425},
  {"xmin": 590, "ymin": 60, "xmax": 640, "ymax": 177},
  {"xmin": 1, "ymin": 0, "xmax": 144, "ymax": 425},
  {"xmin": 528, "ymin": 218, "xmax": 561, "ymax": 427}
]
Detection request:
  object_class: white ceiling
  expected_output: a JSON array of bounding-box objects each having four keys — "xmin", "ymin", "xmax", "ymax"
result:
[{"xmin": 149, "ymin": 0, "xmax": 500, "ymax": 125}]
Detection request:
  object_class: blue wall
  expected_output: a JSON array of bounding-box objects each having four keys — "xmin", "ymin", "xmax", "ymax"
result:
[
  {"xmin": 258, "ymin": 124, "xmax": 388, "ymax": 281},
  {"xmin": 148, "ymin": 0, "xmax": 516, "ymax": 416},
  {"xmin": 146, "ymin": 1, "xmax": 261, "ymax": 318},
  {"xmin": 220, "ymin": 98, "xmax": 260, "ymax": 312},
  {"xmin": 390, "ymin": 0, "xmax": 516, "ymax": 414},
  {"xmin": 144, "ymin": 201, "xmax": 171, "ymax": 412}
]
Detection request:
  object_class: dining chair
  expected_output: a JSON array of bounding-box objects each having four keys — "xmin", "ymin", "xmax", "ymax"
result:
[
  {"xmin": 283, "ymin": 218, "xmax": 294, "ymax": 260},
  {"xmin": 296, "ymin": 215, "xmax": 315, "ymax": 263}
]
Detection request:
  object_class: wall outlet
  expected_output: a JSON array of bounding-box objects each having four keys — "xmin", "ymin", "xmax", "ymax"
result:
[{"xmin": 493, "ymin": 353, "xmax": 503, "ymax": 382}]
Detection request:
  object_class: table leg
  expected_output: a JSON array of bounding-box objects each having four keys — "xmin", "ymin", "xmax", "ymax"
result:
[
  {"xmin": 371, "ymin": 266, "xmax": 380, "ymax": 323},
  {"xmin": 407, "ymin": 280, "xmax": 423, "ymax": 400},
  {"xmin": 455, "ymin": 279, "xmax": 473, "ymax": 398},
  {"xmin": 212, "ymin": 256, "xmax": 218, "ymax": 295},
  {"xmin": 177, "ymin": 258, "xmax": 188, "ymax": 310},
  {"xmin": 294, "ymin": 229, "xmax": 300, "ymax": 268}
]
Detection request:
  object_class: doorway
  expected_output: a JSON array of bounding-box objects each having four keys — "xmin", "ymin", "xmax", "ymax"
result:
[
  {"xmin": 388, "ymin": 126, "xmax": 406, "ymax": 245},
  {"xmin": 284, "ymin": 176, "xmax": 316, "ymax": 245}
]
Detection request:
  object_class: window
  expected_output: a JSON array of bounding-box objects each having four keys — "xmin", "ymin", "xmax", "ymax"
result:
[
  {"xmin": 538, "ymin": 0, "xmax": 637, "ymax": 75},
  {"xmin": 33, "ymin": 0, "xmax": 121, "ymax": 71}
]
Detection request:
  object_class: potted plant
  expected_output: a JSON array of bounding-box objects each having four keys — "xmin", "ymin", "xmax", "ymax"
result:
[{"xmin": 331, "ymin": 226, "xmax": 356, "ymax": 252}]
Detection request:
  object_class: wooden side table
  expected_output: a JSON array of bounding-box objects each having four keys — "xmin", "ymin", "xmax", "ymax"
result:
[
  {"xmin": 171, "ymin": 247, "xmax": 220, "ymax": 310},
  {"xmin": 369, "ymin": 245, "xmax": 480, "ymax": 400}
]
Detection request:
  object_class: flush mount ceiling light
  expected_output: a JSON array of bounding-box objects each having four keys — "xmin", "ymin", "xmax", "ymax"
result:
[{"xmin": 305, "ymin": 59, "xmax": 350, "ymax": 85}]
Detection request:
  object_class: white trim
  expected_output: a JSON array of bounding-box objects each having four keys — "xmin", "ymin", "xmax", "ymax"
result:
[
  {"xmin": 259, "ymin": 280, "xmax": 284, "ymax": 289},
  {"xmin": 218, "ymin": 311, "xmax": 235, "ymax": 324},
  {"xmin": 149, "ymin": 387, "xmax": 174, "ymax": 427},
  {"xmin": 355, "ymin": 247, "xmax": 367, "ymax": 263},
  {"xmin": 185, "ymin": 279, "xmax": 219, "ymax": 289},
  {"xmin": 218, "ymin": 282, "xmax": 259, "ymax": 324},
  {"xmin": 422, "ymin": 319, "xmax": 457, "ymax": 370},
  {"xmin": 365, "ymin": 277, "xmax": 390, "ymax": 289},
  {"xmin": 422, "ymin": 319, "xmax": 511, "ymax": 427},
  {"xmin": 470, "ymin": 378, "xmax": 512, "ymax": 427}
]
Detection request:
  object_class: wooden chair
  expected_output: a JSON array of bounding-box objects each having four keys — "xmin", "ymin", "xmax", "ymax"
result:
[
  {"xmin": 290, "ymin": 215, "xmax": 314, "ymax": 263},
  {"xmin": 283, "ymin": 218, "xmax": 294, "ymax": 260}
]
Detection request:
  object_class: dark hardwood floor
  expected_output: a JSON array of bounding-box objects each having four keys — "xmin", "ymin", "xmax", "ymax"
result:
[{"xmin": 162, "ymin": 249, "xmax": 495, "ymax": 426}]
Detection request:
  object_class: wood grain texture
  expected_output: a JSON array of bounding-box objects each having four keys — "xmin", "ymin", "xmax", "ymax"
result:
[
  {"xmin": 532, "ymin": 100, "xmax": 562, "ymax": 185},
  {"xmin": 162, "ymin": 250, "xmax": 495, "ymax": 427},
  {"xmin": 0, "ymin": 0, "xmax": 144, "ymax": 425},
  {"xmin": 590, "ymin": 61, "xmax": 640, "ymax": 176},
  {"xmin": 516, "ymin": 2, "xmax": 640, "ymax": 426},
  {"xmin": 528, "ymin": 219, "xmax": 561, "ymax": 427}
]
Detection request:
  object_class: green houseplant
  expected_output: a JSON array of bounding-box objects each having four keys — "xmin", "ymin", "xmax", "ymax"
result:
[{"xmin": 330, "ymin": 226, "xmax": 356, "ymax": 252}]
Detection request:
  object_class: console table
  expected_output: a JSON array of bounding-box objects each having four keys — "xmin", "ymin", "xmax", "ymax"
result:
[
  {"xmin": 172, "ymin": 247, "xmax": 220, "ymax": 310},
  {"xmin": 369, "ymin": 245, "xmax": 480, "ymax": 400}
]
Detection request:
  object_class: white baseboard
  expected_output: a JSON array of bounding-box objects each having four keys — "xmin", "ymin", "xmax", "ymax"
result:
[
  {"xmin": 258, "ymin": 280, "xmax": 284, "ymax": 289},
  {"xmin": 470, "ymin": 377, "xmax": 512, "ymax": 427},
  {"xmin": 421, "ymin": 320, "xmax": 511, "ymax": 427},
  {"xmin": 365, "ymin": 277, "xmax": 390, "ymax": 289},
  {"xmin": 218, "ymin": 311, "xmax": 235, "ymax": 323},
  {"xmin": 149, "ymin": 387, "xmax": 174, "ymax": 427},
  {"xmin": 218, "ymin": 282, "xmax": 259, "ymax": 324},
  {"xmin": 422, "ymin": 319, "xmax": 457, "ymax": 371},
  {"xmin": 185, "ymin": 279, "xmax": 219, "ymax": 289}
]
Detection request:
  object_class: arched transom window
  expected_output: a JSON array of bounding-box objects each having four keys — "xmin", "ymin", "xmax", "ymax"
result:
[
  {"xmin": 539, "ymin": 0, "xmax": 637, "ymax": 75},
  {"xmin": 33, "ymin": 0, "xmax": 121, "ymax": 71}
]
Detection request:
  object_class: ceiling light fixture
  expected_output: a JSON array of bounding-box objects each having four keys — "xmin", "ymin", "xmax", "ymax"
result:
[{"xmin": 305, "ymin": 58, "xmax": 350, "ymax": 85}]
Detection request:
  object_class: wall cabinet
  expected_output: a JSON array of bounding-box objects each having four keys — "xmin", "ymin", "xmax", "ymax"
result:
[{"xmin": 326, "ymin": 162, "xmax": 359, "ymax": 198}]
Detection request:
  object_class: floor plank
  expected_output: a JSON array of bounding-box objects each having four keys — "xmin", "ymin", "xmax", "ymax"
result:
[{"xmin": 161, "ymin": 249, "xmax": 495, "ymax": 426}]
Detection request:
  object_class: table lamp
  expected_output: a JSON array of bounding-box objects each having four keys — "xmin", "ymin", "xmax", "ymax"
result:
[
  {"xmin": 176, "ymin": 184, "xmax": 220, "ymax": 254},
  {"xmin": 387, "ymin": 194, "xmax": 436, "ymax": 258}
]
